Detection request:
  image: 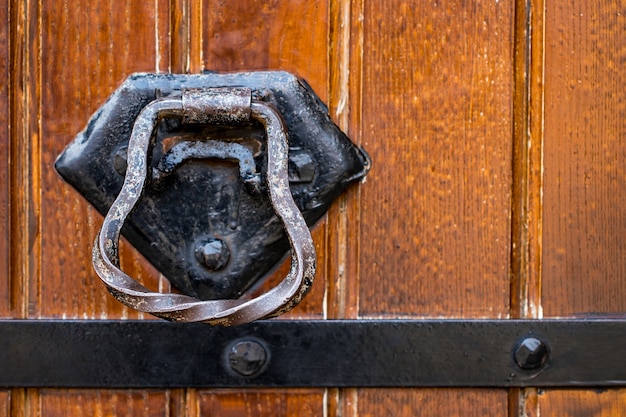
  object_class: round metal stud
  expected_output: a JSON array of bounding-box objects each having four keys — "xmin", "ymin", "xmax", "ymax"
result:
[
  {"xmin": 228, "ymin": 340, "xmax": 268, "ymax": 377},
  {"xmin": 514, "ymin": 337, "xmax": 549, "ymax": 370}
]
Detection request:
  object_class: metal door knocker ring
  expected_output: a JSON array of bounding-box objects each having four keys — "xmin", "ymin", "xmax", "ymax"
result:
[{"xmin": 92, "ymin": 88, "xmax": 316, "ymax": 326}]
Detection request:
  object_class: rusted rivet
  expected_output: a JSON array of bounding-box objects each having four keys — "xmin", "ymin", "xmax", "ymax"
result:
[
  {"xmin": 112, "ymin": 146, "xmax": 128, "ymax": 176},
  {"xmin": 195, "ymin": 238, "xmax": 230, "ymax": 271},
  {"xmin": 228, "ymin": 340, "xmax": 268, "ymax": 377},
  {"xmin": 514, "ymin": 337, "xmax": 549, "ymax": 370}
]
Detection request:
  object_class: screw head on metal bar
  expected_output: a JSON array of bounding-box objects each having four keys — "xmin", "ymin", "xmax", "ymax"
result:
[
  {"xmin": 227, "ymin": 340, "xmax": 268, "ymax": 377},
  {"xmin": 514, "ymin": 337, "xmax": 549, "ymax": 370}
]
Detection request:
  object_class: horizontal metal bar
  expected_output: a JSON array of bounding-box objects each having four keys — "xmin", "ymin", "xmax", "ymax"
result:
[{"xmin": 1, "ymin": 319, "xmax": 625, "ymax": 388}]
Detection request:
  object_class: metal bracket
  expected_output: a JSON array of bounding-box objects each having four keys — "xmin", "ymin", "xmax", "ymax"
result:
[
  {"xmin": 55, "ymin": 72, "xmax": 370, "ymax": 302},
  {"xmin": 2, "ymin": 319, "xmax": 625, "ymax": 388}
]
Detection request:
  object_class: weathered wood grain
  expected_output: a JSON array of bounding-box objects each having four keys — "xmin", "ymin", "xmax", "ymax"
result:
[
  {"xmin": 3, "ymin": 1, "xmax": 185, "ymax": 415},
  {"xmin": 196, "ymin": 389, "xmax": 325, "ymax": 417},
  {"xmin": 542, "ymin": 0, "xmax": 626, "ymax": 316},
  {"xmin": 203, "ymin": 0, "xmax": 329, "ymax": 103},
  {"xmin": 8, "ymin": 0, "xmax": 39, "ymax": 320},
  {"xmin": 512, "ymin": 0, "xmax": 545, "ymax": 412},
  {"xmin": 0, "ymin": 0, "xmax": 9, "ymax": 318},
  {"xmin": 536, "ymin": 0, "xmax": 626, "ymax": 414},
  {"xmin": 352, "ymin": 1, "xmax": 513, "ymax": 415},
  {"xmin": 510, "ymin": 0, "xmax": 545, "ymax": 321},
  {"xmin": 38, "ymin": 390, "xmax": 171, "ymax": 417},
  {"xmin": 39, "ymin": 0, "xmax": 169, "ymax": 319},
  {"xmin": 357, "ymin": 389, "xmax": 508, "ymax": 417},
  {"xmin": 325, "ymin": 0, "xmax": 362, "ymax": 321},
  {"xmin": 0, "ymin": 391, "xmax": 8, "ymax": 417},
  {"xmin": 539, "ymin": 389, "xmax": 626, "ymax": 417},
  {"xmin": 357, "ymin": 1, "xmax": 513, "ymax": 319},
  {"xmin": 324, "ymin": 1, "xmax": 362, "ymax": 414}
]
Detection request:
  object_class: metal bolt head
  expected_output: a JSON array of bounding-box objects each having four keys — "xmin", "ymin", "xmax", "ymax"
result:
[
  {"xmin": 195, "ymin": 238, "xmax": 230, "ymax": 271},
  {"xmin": 112, "ymin": 146, "xmax": 128, "ymax": 176},
  {"xmin": 288, "ymin": 152, "xmax": 316, "ymax": 183},
  {"xmin": 514, "ymin": 337, "xmax": 549, "ymax": 370},
  {"xmin": 228, "ymin": 340, "xmax": 268, "ymax": 377}
]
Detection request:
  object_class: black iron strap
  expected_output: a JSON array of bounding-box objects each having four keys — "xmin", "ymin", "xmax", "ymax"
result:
[{"xmin": 1, "ymin": 319, "xmax": 625, "ymax": 388}]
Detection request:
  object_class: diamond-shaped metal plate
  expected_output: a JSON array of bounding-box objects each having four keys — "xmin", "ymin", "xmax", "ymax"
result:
[{"xmin": 55, "ymin": 71, "xmax": 369, "ymax": 300}]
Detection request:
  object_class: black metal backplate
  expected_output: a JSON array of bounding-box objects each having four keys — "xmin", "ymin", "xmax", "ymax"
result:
[
  {"xmin": 2, "ymin": 319, "xmax": 626, "ymax": 388},
  {"xmin": 54, "ymin": 72, "xmax": 369, "ymax": 300}
]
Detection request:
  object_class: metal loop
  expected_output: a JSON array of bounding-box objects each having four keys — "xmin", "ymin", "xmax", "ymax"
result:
[{"xmin": 92, "ymin": 91, "xmax": 316, "ymax": 325}]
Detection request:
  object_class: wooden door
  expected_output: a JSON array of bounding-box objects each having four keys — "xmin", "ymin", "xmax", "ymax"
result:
[{"xmin": 2, "ymin": 0, "xmax": 625, "ymax": 415}]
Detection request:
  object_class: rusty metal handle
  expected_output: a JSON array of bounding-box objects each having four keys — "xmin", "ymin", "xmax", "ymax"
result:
[{"xmin": 92, "ymin": 89, "xmax": 316, "ymax": 325}]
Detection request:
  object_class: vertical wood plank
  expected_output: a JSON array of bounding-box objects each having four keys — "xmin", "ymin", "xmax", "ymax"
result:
[
  {"xmin": 538, "ymin": 1, "xmax": 626, "ymax": 414},
  {"xmin": 8, "ymin": 0, "xmax": 38, "ymax": 319},
  {"xmin": 203, "ymin": 0, "xmax": 328, "ymax": 101},
  {"xmin": 511, "ymin": 0, "xmax": 546, "ymax": 414},
  {"xmin": 37, "ymin": 390, "xmax": 170, "ymax": 417},
  {"xmin": 0, "ymin": 391, "xmax": 8, "ymax": 417},
  {"xmin": 10, "ymin": 1, "xmax": 184, "ymax": 415},
  {"xmin": 538, "ymin": 389, "xmax": 626, "ymax": 417},
  {"xmin": 357, "ymin": 0, "xmax": 514, "ymax": 320},
  {"xmin": 510, "ymin": 0, "xmax": 545, "ymax": 321},
  {"xmin": 326, "ymin": 0, "xmax": 362, "ymax": 322},
  {"xmin": 358, "ymin": 389, "xmax": 508, "ymax": 417},
  {"xmin": 170, "ymin": 0, "xmax": 203, "ymax": 74},
  {"xmin": 39, "ymin": 0, "xmax": 168, "ymax": 319},
  {"xmin": 353, "ymin": 1, "xmax": 513, "ymax": 415},
  {"xmin": 197, "ymin": 389, "xmax": 325, "ymax": 417},
  {"xmin": 0, "ymin": 0, "xmax": 9, "ymax": 318},
  {"xmin": 542, "ymin": 0, "xmax": 626, "ymax": 316},
  {"xmin": 157, "ymin": 0, "xmax": 171, "ymax": 73},
  {"xmin": 326, "ymin": 0, "xmax": 364, "ymax": 413},
  {"xmin": 188, "ymin": 0, "xmax": 204, "ymax": 74},
  {"xmin": 325, "ymin": 1, "xmax": 362, "ymax": 413},
  {"xmin": 9, "ymin": 389, "xmax": 27, "ymax": 417},
  {"xmin": 170, "ymin": 0, "xmax": 189, "ymax": 73}
]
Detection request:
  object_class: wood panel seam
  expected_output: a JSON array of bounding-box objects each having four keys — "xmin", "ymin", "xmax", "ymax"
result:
[
  {"xmin": 510, "ymin": 0, "xmax": 545, "ymax": 322},
  {"xmin": 510, "ymin": 0, "xmax": 545, "ymax": 416}
]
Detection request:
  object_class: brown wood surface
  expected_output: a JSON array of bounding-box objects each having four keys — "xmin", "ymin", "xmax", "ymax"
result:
[
  {"xmin": 530, "ymin": 0, "xmax": 626, "ymax": 415},
  {"xmin": 542, "ymin": 0, "xmax": 626, "ymax": 317},
  {"xmin": 4, "ymin": 0, "xmax": 626, "ymax": 415},
  {"xmin": 203, "ymin": 0, "xmax": 329, "ymax": 98},
  {"xmin": 510, "ymin": 0, "xmax": 545, "ymax": 412},
  {"xmin": 8, "ymin": 0, "xmax": 37, "ymax": 321},
  {"xmin": 0, "ymin": 392, "xmax": 8, "ymax": 417},
  {"xmin": 196, "ymin": 389, "xmax": 325, "ymax": 416},
  {"xmin": 351, "ymin": 1, "xmax": 514, "ymax": 413},
  {"xmin": 39, "ymin": 0, "xmax": 169, "ymax": 320},
  {"xmin": 357, "ymin": 389, "xmax": 508, "ymax": 417},
  {"xmin": 0, "ymin": 0, "xmax": 8, "ymax": 318},
  {"xmin": 357, "ymin": 1, "xmax": 513, "ymax": 319},
  {"xmin": 6, "ymin": 0, "xmax": 179, "ymax": 415},
  {"xmin": 538, "ymin": 389, "xmax": 626, "ymax": 417},
  {"xmin": 510, "ymin": 0, "xmax": 545, "ymax": 321},
  {"xmin": 38, "ymin": 390, "xmax": 171, "ymax": 417}
]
